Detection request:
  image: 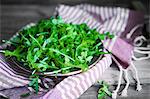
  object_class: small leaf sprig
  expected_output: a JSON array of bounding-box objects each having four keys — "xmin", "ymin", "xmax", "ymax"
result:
[{"xmin": 98, "ymin": 81, "xmax": 112, "ymax": 99}]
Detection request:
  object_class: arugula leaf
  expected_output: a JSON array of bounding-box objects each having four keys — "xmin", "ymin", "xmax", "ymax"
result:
[
  {"xmin": 29, "ymin": 74, "xmax": 39, "ymax": 94},
  {"xmin": 97, "ymin": 81, "xmax": 112, "ymax": 99}
]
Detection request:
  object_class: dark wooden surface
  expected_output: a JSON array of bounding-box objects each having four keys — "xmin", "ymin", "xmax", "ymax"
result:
[
  {"xmin": 0, "ymin": 5, "xmax": 56, "ymax": 42},
  {"xmin": 1, "ymin": 0, "xmax": 132, "ymax": 6},
  {"xmin": 0, "ymin": 5, "xmax": 150, "ymax": 99}
]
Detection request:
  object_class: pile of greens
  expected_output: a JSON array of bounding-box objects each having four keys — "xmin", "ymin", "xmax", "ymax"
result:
[{"xmin": 2, "ymin": 16, "xmax": 113, "ymax": 92}]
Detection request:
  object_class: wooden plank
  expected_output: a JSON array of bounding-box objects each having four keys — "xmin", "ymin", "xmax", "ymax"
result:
[
  {"xmin": 0, "ymin": 5, "xmax": 56, "ymax": 42},
  {"xmin": 0, "ymin": 84, "xmax": 149, "ymax": 99},
  {"xmin": 1, "ymin": 0, "xmax": 130, "ymax": 6},
  {"xmin": 79, "ymin": 84, "xmax": 150, "ymax": 99}
]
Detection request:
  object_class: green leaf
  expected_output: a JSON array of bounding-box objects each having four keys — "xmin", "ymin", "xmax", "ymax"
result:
[
  {"xmin": 65, "ymin": 56, "xmax": 70, "ymax": 63},
  {"xmin": 36, "ymin": 32, "xmax": 49, "ymax": 36},
  {"xmin": 3, "ymin": 47, "xmax": 22, "ymax": 60},
  {"xmin": 97, "ymin": 81, "xmax": 112, "ymax": 99},
  {"xmin": 27, "ymin": 49, "xmax": 33, "ymax": 63},
  {"xmin": 33, "ymin": 50, "xmax": 42, "ymax": 62},
  {"xmin": 29, "ymin": 74, "xmax": 39, "ymax": 94},
  {"xmin": 97, "ymin": 51, "xmax": 111, "ymax": 55},
  {"xmin": 99, "ymin": 34, "xmax": 105, "ymax": 40},
  {"xmin": 81, "ymin": 51, "xmax": 87, "ymax": 58},
  {"xmin": 49, "ymin": 48, "xmax": 75, "ymax": 62},
  {"xmin": 29, "ymin": 34, "xmax": 42, "ymax": 49},
  {"xmin": 98, "ymin": 92, "xmax": 106, "ymax": 99},
  {"xmin": 86, "ymin": 56, "xmax": 93, "ymax": 62},
  {"xmin": 52, "ymin": 19, "xmax": 58, "ymax": 24}
]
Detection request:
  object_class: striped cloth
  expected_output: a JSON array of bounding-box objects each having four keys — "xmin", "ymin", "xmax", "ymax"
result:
[
  {"xmin": 0, "ymin": 4, "xmax": 144, "ymax": 99},
  {"xmin": 0, "ymin": 53, "xmax": 30, "ymax": 90}
]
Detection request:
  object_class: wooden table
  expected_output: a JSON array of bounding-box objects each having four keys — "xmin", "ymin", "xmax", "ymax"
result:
[{"xmin": 0, "ymin": 5, "xmax": 150, "ymax": 99}]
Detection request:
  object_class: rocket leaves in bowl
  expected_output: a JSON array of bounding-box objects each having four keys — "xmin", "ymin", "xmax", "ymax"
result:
[{"xmin": 2, "ymin": 16, "xmax": 113, "ymax": 93}]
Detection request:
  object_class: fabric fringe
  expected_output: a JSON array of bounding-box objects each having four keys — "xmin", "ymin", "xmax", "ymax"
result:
[{"xmin": 111, "ymin": 54, "xmax": 142, "ymax": 99}]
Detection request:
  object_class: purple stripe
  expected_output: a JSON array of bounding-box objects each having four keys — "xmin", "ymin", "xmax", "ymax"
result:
[
  {"xmin": 0, "ymin": 56, "xmax": 29, "ymax": 80},
  {"xmin": 0, "ymin": 62, "xmax": 29, "ymax": 84},
  {"xmin": 0, "ymin": 65, "xmax": 27, "ymax": 85},
  {"xmin": 0, "ymin": 53, "xmax": 31, "ymax": 75},
  {"xmin": 67, "ymin": 9, "xmax": 83, "ymax": 23},
  {"xmin": 97, "ymin": 63, "xmax": 103, "ymax": 76},
  {"xmin": 0, "ymin": 71, "xmax": 16, "ymax": 87},
  {"xmin": 42, "ymin": 88, "xmax": 62, "ymax": 99},
  {"xmin": 71, "ymin": 82, "xmax": 84, "ymax": 98},
  {"xmin": 0, "ymin": 61, "xmax": 26, "ymax": 80}
]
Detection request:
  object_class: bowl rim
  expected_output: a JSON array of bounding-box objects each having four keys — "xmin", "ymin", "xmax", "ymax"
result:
[
  {"xmin": 9, "ymin": 53, "xmax": 103, "ymax": 77},
  {"xmin": 5, "ymin": 21, "xmax": 104, "ymax": 77},
  {"xmin": 42, "ymin": 54, "xmax": 103, "ymax": 76}
]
